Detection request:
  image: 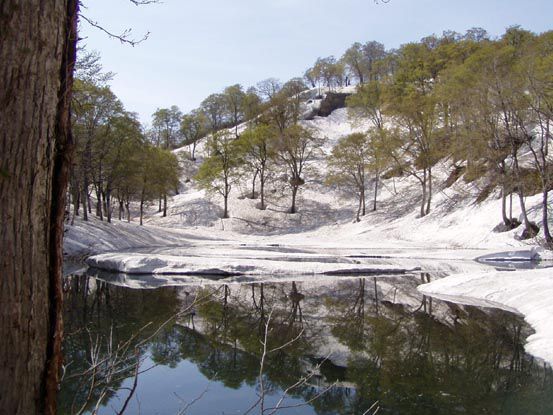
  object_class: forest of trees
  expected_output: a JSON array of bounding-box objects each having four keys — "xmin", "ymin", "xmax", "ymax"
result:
[
  {"xmin": 180, "ymin": 26, "xmax": 552, "ymax": 247},
  {"xmin": 69, "ymin": 50, "xmax": 181, "ymax": 226},
  {"xmin": 69, "ymin": 26, "xmax": 553, "ymax": 247},
  {"xmin": 337, "ymin": 26, "xmax": 553, "ymax": 245}
]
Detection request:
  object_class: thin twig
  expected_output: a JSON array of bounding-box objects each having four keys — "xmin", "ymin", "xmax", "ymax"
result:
[
  {"xmin": 79, "ymin": 14, "xmax": 150, "ymax": 46},
  {"xmin": 175, "ymin": 383, "xmax": 210, "ymax": 415},
  {"xmin": 362, "ymin": 400, "xmax": 380, "ymax": 415},
  {"xmin": 116, "ymin": 350, "xmax": 140, "ymax": 415}
]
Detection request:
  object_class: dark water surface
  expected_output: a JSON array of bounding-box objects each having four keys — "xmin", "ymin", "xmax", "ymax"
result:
[{"xmin": 59, "ymin": 273, "xmax": 553, "ymax": 415}]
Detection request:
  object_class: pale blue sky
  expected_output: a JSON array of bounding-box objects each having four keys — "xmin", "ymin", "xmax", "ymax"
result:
[{"xmin": 80, "ymin": 0, "xmax": 553, "ymax": 124}]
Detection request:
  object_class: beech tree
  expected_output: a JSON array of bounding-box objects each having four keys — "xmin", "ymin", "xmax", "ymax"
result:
[
  {"xmin": 180, "ymin": 109, "xmax": 209, "ymax": 161},
  {"xmin": 242, "ymin": 86, "xmax": 263, "ymax": 122},
  {"xmin": 520, "ymin": 32, "xmax": 553, "ymax": 245},
  {"xmin": 196, "ymin": 131, "xmax": 244, "ymax": 218},
  {"xmin": 347, "ymin": 80, "xmax": 385, "ymax": 130},
  {"xmin": 151, "ymin": 105, "xmax": 183, "ymax": 149},
  {"xmin": 327, "ymin": 131, "xmax": 390, "ymax": 220},
  {"xmin": 201, "ymin": 93, "xmax": 227, "ymax": 132},
  {"xmin": 0, "ymin": 1, "xmax": 79, "ymax": 414},
  {"xmin": 101, "ymin": 113, "xmax": 146, "ymax": 223},
  {"xmin": 304, "ymin": 67, "xmax": 318, "ymax": 89},
  {"xmin": 275, "ymin": 125, "xmax": 321, "ymax": 214},
  {"xmin": 362, "ymin": 41, "xmax": 387, "ymax": 81},
  {"xmin": 138, "ymin": 146, "xmax": 180, "ymax": 224},
  {"xmin": 384, "ymin": 42, "xmax": 442, "ymax": 217},
  {"xmin": 440, "ymin": 41, "xmax": 516, "ymax": 226},
  {"xmin": 109, "ymin": 116, "xmax": 147, "ymax": 222},
  {"xmin": 256, "ymin": 78, "xmax": 282, "ymax": 101},
  {"xmin": 310, "ymin": 56, "xmax": 346, "ymax": 90},
  {"xmin": 342, "ymin": 42, "xmax": 368, "ymax": 84},
  {"xmin": 236, "ymin": 124, "xmax": 278, "ymax": 209},
  {"xmin": 72, "ymin": 80, "xmax": 124, "ymax": 221},
  {"xmin": 223, "ymin": 84, "xmax": 246, "ymax": 138},
  {"xmin": 261, "ymin": 85, "xmax": 303, "ymax": 134},
  {"xmin": 443, "ymin": 33, "xmax": 539, "ymax": 234},
  {"xmin": 326, "ymin": 133, "xmax": 371, "ymax": 221}
]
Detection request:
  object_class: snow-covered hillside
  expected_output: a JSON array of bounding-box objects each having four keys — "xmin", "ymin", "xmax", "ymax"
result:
[{"xmin": 139, "ymin": 106, "xmax": 552, "ymax": 253}]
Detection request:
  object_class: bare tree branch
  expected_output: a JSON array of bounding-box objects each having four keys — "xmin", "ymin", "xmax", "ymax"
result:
[
  {"xmin": 79, "ymin": 14, "xmax": 150, "ymax": 46},
  {"xmin": 174, "ymin": 383, "xmax": 211, "ymax": 415}
]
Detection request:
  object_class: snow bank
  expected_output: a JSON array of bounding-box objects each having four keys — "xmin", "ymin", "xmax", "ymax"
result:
[
  {"xmin": 418, "ymin": 268, "xmax": 553, "ymax": 366},
  {"xmin": 64, "ymin": 216, "xmax": 219, "ymax": 259},
  {"xmin": 476, "ymin": 248, "xmax": 542, "ymax": 263},
  {"xmin": 86, "ymin": 251, "xmax": 421, "ymax": 276}
]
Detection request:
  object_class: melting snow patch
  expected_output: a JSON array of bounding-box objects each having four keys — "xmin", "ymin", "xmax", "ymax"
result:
[{"xmin": 86, "ymin": 252, "xmax": 421, "ymax": 276}]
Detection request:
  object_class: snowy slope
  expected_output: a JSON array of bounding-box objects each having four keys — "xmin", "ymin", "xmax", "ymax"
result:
[{"xmin": 140, "ymin": 105, "xmax": 552, "ymax": 253}]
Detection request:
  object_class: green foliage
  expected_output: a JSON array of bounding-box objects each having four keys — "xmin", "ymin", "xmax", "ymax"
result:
[
  {"xmin": 275, "ymin": 124, "xmax": 320, "ymax": 181},
  {"xmin": 223, "ymin": 84, "xmax": 246, "ymax": 136},
  {"xmin": 274, "ymin": 124, "xmax": 321, "ymax": 213},
  {"xmin": 70, "ymin": 49, "xmax": 182, "ymax": 223},
  {"xmin": 235, "ymin": 124, "xmax": 278, "ymax": 170},
  {"xmin": 180, "ymin": 109, "xmax": 209, "ymax": 160},
  {"xmin": 201, "ymin": 93, "xmax": 227, "ymax": 131},
  {"xmin": 326, "ymin": 132, "xmax": 370, "ymax": 190},
  {"xmin": 308, "ymin": 56, "xmax": 345, "ymax": 90},
  {"xmin": 347, "ymin": 80, "xmax": 384, "ymax": 129},
  {"xmin": 195, "ymin": 131, "xmax": 244, "ymax": 217},
  {"xmin": 151, "ymin": 105, "xmax": 183, "ymax": 149},
  {"xmin": 141, "ymin": 146, "xmax": 181, "ymax": 199}
]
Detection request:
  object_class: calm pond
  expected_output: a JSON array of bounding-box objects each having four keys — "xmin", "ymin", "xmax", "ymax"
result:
[{"xmin": 59, "ymin": 272, "xmax": 553, "ymax": 415}]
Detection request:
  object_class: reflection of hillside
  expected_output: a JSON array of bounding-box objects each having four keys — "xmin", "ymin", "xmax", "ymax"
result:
[{"xmin": 60, "ymin": 275, "xmax": 553, "ymax": 415}]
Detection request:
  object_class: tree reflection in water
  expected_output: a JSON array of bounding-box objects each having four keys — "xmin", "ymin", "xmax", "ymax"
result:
[{"xmin": 59, "ymin": 274, "xmax": 553, "ymax": 415}]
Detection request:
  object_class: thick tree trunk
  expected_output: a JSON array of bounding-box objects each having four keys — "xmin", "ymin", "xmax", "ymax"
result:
[
  {"xmin": 510, "ymin": 192, "xmax": 513, "ymax": 222},
  {"xmin": 223, "ymin": 195, "xmax": 229, "ymax": 218},
  {"xmin": 0, "ymin": 2, "xmax": 78, "ymax": 414},
  {"xmin": 126, "ymin": 200, "xmax": 131, "ymax": 223},
  {"xmin": 501, "ymin": 185, "xmax": 509, "ymax": 226},
  {"xmin": 95, "ymin": 187, "xmax": 103, "ymax": 220},
  {"xmin": 420, "ymin": 170, "xmax": 427, "ymax": 217},
  {"xmin": 118, "ymin": 198, "xmax": 124, "ymax": 221},
  {"xmin": 373, "ymin": 171, "xmax": 379, "ymax": 211},
  {"xmin": 518, "ymin": 190, "xmax": 537, "ymax": 237},
  {"xmin": 140, "ymin": 197, "xmax": 145, "ymax": 225},
  {"xmin": 290, "ymin": 185, "xmax": 298, "ymax": 214},
  {"xmin": 223, "ymin": 176, "xmax": 231, "ymax": 218},
  {"xmin": 163, "ymin": 193, "xmax": 167, "ymax": 217},
  {"xmin": 105, "ymin": 188, "xmax": 112, "ymax": 223},
  {"xmin": 361, "ymin": 185, "xmax": 366, "ymax": 216},
  {"xmin": 543, "ymin": 189, "xmax": 552, "ymax": 247},
  {"xmin": 425, "ymin": 167, "xmax": 432, "ymax": 216},
  {"xmin": 81, "ymin": 185, "xmax": 89, "ymax": 221},
  {"xmin": 87, "ymin": 190, "xmax": 92, "ymax": 214},
  {"xmin": 356, "ymin": 192, "xmax": 362, "ymax": 222},
  {"xmin": 71, "ymin": 182, "xmax": 80, "ymax": 225},
  {"xmin": 251, "ymin": 169, "xmax": 258, "ymax": 199},
  {"xmin": 260, "ymin": 175, "xmax": 266, "ymax": 210}
]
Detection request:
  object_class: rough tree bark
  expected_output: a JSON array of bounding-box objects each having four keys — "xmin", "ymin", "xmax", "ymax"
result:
[
  {"xmin": 373, "ymin": 170, "xmax": 379, "ymax": 211},
  {"xmin": 290, "ymin": 185, "xmax": 299, "ymax": 214},
  {"xmin": 0, "ymin": 1, "xmax": 78, "ymax": 414}
]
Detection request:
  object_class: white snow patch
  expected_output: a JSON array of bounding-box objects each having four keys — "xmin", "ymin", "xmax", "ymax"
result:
[{"xmin": 86, "ymin": 251, "xmax": 421, "ymax": 276}]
